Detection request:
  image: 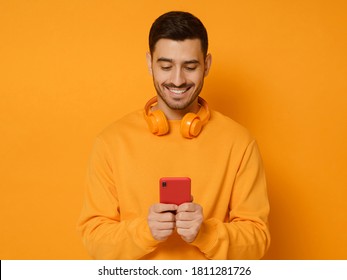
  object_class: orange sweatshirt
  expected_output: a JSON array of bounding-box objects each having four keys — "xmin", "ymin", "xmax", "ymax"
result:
[{"xmin": 77, "ymin": 108, "xmax": 270, "ymax": 259}]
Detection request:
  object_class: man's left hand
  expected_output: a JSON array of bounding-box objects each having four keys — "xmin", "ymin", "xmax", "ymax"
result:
[{"xmin": 175, "ymin": 203, "xmax": 203, "ymax": 243}]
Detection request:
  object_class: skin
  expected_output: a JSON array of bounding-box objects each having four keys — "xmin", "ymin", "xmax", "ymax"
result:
[
  {"xmin": 146, "ymin": 38, "xmax": 211, "ymax": 242},
  {"xmin": 146, "ymin": 38, "xmax": 212, "ymax": 120}
]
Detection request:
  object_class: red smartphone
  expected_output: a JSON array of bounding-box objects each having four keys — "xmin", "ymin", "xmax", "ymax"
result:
[{"xmin": 160, "ymin": 177, "xmax": 191, "ymax": 205}]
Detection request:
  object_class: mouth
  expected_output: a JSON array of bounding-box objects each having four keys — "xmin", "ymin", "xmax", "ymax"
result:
[{"xmin": 164, "ymin": 85, "xmax": 192, "ymax": 96}]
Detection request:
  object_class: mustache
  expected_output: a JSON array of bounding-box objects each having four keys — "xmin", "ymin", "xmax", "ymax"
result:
[{"xmin": 163, "ymin": 83, "xmax": 193, "ymax": 88}]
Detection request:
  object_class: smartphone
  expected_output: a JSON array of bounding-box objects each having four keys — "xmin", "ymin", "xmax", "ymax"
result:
[{"xmin": 160, "ymin": 177, "xmax": 191, "ymax": 205}]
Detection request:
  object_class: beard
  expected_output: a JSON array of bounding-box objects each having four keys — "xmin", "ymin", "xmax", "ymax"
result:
[{"xmin": 153, "ymin": 79, "xmax": 204, "ymax": 111}]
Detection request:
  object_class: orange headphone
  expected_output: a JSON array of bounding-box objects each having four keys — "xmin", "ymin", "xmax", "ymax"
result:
[{"xmin": 144, "ymin": 96, "xmax": 210, "ymax": 138}]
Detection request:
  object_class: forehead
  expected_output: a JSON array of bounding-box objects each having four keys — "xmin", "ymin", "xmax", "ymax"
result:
[{"xmin": 152, "ymin": 39, "xmax": 204, "ymax": 61}]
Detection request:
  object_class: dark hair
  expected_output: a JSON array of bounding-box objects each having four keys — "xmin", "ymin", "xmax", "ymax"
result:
[{"xmin": 149, "ymin": 11, "xmax": 208, "ymax": 57}]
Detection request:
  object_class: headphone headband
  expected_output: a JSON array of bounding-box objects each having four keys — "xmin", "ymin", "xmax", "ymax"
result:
[{"xmin": 144, "ymin": 96, "xmax": 210, "ymax": 138}]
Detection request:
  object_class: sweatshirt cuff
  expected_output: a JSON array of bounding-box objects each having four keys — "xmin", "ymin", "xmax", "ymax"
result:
[
  {"xmin": 130, "ymin": 217, "xmax": 162, "ymax": 250},
  {"xmin": 190, "ymin": 219, "xmax": 219, "ymax": 254}
]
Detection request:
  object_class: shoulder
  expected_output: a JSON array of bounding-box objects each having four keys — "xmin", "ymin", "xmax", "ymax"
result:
[
  {"xmin": 208, "ymin": 110, "xmax": 254, "ymax": 142},
  {"xmin": 97, "ymin": 109, "xmax": 146, "ymax": 141}
]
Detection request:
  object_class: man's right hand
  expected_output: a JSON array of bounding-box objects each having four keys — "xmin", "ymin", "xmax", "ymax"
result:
[{"xmin": 147, "ymin": 203, "xmax": 178, "ymax": 241}]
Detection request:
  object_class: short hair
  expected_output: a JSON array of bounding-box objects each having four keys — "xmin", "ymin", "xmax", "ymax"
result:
[{"xmin": 149, "ymin": 11, "xmax": 208, "ymax": 58}]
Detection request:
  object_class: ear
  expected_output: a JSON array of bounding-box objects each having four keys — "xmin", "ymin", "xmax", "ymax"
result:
[
  {"xmin": 146, "ymin": 52, "xmax": 153, "ymax": 75},
  {"xmin": 204, "ymin": 53, "xmax": 212, "ymax": 77}
]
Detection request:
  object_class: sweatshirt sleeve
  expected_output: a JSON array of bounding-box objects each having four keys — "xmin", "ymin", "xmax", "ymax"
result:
[
  {"xmin": 191, "ymin": 140, "xmax": 270, "ymax": 259},
  {"xmin": 77, "ymin": 136, "xmax": 161, "ymax": 259}
]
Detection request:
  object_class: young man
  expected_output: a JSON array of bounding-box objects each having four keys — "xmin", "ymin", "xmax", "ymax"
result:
[{"xmin": 77, "ymin": 11, "xmax": 270, "ymax": 259}]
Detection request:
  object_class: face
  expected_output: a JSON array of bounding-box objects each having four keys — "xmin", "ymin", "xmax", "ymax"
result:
[{"xmin": 146, "ymin": 39, "xmax": 212, "ymax": 119}]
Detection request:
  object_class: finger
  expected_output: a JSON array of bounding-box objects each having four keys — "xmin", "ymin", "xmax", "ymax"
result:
[
  {"xmin": 158, "ymin": 212, "xmax": 176, "ymax": 222},
  {"xmin": 149, "ymin": 211, "xmax": 176, "ymax": 222},
  {"xmin": 175, "ymin": 220, "xmax": 192, "ymax": 229},
  {"xmin": 177, "ymin": 202, "xmax": 197, "ymax": 213},
  {"xmin": 151, "ymin": 229, "xmax": 175, "ymax": 241},
  {"xmin": 152, "ymin": 203, "xmax": 178, "ymax": 213},
  {"xmin": 152, "ymin": 221, "xmax": 176, "ymax": 230},
  {"xmin": 176, "ymin": 228, "xmax": 198, "ymax": 243},
  {"xmin": 175, "ymin": 211, "xmax": 194, "ymax": 221}
]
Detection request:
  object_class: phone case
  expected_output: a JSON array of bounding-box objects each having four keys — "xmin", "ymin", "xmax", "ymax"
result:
[{"xmin": 160, "ymin": 177, "xmax": 191, "ymax": 205}]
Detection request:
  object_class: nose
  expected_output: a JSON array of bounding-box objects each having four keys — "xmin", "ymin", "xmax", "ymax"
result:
[{"xmin": 170, "ymin": 68, "xmax": 186, "ymax": 86}]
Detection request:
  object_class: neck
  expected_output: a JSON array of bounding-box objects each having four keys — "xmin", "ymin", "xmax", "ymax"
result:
[{"xmin": 154, "ymin": 97, "xmax": 200, "ymax": 120}]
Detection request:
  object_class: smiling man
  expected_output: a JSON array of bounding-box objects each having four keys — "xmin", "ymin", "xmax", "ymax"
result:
[{"xmin": 77, "ymin": 11, "xmax": 270, "ymax": 260}]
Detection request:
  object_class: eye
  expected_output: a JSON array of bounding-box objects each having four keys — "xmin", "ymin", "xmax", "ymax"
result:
[
  {"xmin": 184, "ymin": 63, "xmax": 199, "ymax": 71},
  {"xmin": 185, "ymin": 66, "xmax": 197, "ymax": 71},
  {"xmin": 161, "ymin": 66, "xmax": 172, "ymax": 71},
  {"xmin": 159, "ymin": 63, "xmax": 172, "ymax": 71}
]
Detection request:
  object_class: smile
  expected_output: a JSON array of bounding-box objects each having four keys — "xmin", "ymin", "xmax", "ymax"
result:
[{"xmin": 165, "ymin": 86, "xmax": 192, "ymax": 95}]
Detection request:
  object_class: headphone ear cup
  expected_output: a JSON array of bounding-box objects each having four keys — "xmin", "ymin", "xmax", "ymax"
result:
[
  {"xmin": 181, "ymin": 113, "xmax": 202, "ymax": 138},
  {"xmin": 147, "ymin": 110, "xmax": 169, "ymax": 136}
]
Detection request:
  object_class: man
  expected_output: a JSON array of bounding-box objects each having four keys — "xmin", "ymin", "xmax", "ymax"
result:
[{"xmin": 77, "ymin": 11, "xmax": 270, "ymax": 259}]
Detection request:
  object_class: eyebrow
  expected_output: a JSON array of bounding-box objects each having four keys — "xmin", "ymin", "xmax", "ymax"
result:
[{"xmin": 156, "ymin": 57, "xmax": 200, "ymax": 64}]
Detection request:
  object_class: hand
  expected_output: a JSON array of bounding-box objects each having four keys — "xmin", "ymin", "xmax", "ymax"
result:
[
  {"xmin": 147, "ymin": 203, "xmax": 177, "ymax": 241},
  {"xmin": 175, "ymin": 203, "xmax": 203, "ymax": 243}
]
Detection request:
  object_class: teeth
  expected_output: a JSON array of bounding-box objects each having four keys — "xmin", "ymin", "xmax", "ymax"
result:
[{"xmin": 169, "ymin": 88, "xmax": 188, "ymax": 94}]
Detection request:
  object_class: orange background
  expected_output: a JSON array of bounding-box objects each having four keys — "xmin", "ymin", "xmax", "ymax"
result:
[{"xmin": 1, "ymin": 0, "xmax": 346, "ymax": 259}]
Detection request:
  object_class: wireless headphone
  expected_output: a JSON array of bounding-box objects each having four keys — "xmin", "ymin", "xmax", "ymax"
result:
[{"xmin": 144, "ymin": 96, "xmax": 210, "ymax": 138}]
